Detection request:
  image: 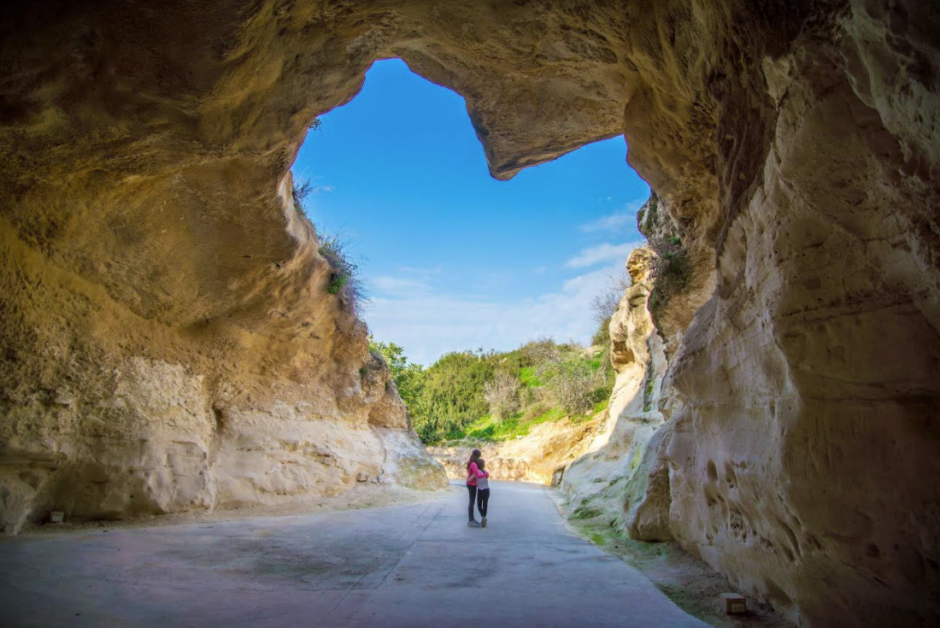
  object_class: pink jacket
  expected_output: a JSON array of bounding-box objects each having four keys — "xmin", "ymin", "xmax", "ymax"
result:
[{"xmin": 466, "ymin": 461, "xmax": 488, "ymax": 487}]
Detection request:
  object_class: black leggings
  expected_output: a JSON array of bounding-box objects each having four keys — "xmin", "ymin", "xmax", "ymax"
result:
[
  {"xmin": 477, "ymin": 488, "xmax": 490, "ymax": 518},
  {"xmin": 467, "ymin": 485, "xmax": 477, "ymax": 521}
]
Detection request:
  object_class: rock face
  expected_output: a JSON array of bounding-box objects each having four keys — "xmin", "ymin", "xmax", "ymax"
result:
[
  {"xmin": 429, "ymin": 409, "xmax": 614, "ymax": 486},
  {"xmin": 1, "ymin": 1, "xmax": 939, "ymax": 625},
  {"xmin": 0, "ymin": 204, "xmax": 448, "ymax": 533},
  {"xmin": 562, "ymin": 247, "xmax": 677, "ymax": 541}
]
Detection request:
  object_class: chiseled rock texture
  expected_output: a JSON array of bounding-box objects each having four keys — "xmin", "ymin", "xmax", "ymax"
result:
[{"xmin": 1, "ymin": 1, "xmax": 939, "ymax": 625}]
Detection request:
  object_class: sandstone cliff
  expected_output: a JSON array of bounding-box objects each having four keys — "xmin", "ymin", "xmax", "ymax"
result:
[
  {"xmin": 1, "ymin": 1, "xmax": 938, "ymax": 625},
  {"xmin": 429, "ymin": 408, "xmax": 614, "ymax": 486},
  {"xmin": 562, "ymin": 246, "xmax": 680, "ymax": 539},
  {"xmin": 0, "ymin": 176, "xmax": 447, "ymax": 534}
]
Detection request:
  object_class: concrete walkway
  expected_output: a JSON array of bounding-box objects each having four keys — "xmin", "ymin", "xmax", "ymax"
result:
[{"xmin": 0, "ymin": 482, "xmax": 708, "ymax": 627}]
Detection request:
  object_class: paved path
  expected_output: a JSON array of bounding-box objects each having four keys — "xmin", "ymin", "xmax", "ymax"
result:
[{"xmin": 0, "ymin": 482, "xmax": 708, "ymax": 627}]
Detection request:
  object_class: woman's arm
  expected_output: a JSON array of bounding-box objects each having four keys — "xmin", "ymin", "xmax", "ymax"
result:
[{"xmin": 469, "ymin": 462, "xmax": 487, "ymax": 478}]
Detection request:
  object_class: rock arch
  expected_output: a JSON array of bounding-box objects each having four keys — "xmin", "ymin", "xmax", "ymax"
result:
[{"xmin": 1, "ymin": 1, "xmax": 938, "ymax": 625}]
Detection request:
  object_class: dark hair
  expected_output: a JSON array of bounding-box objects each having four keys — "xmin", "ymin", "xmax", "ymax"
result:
[
  {"xmin": 477, "ymin": 458, "xmax": 486, "ymax": 471},
  {"xmin": 466, "ymin": 449, "xmax": 482, "ymax": 471}
]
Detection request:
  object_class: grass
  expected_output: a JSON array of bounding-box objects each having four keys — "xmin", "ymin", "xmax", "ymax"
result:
[
  {"xmin": 445, "ymin": 406, "xmax": 567, "ymax": 443},
  {"xmin": 571, "ymin": 504, "xmax": 604, "ymax": 520},
  {"xmin": 442, "ymin": 396, "xmax": 610, "ymax": 444},
  {"xmin": 519, "ymin": 366, "xmax": 542, "ymax": 387}
]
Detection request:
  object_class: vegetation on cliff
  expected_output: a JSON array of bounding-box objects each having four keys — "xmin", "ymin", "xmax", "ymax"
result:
[
  {"xmin": 637, "ymin": 194, "xmax": 690, "ymax": 313},
  {"xmin": 370, "ymin": 338, "xmax": 614, "ymax": 444}
]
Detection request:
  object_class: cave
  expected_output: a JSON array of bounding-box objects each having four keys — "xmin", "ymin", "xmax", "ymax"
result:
[{"xmin": 1, "ymin": 1, "xmax": 938, "ymax": 626}]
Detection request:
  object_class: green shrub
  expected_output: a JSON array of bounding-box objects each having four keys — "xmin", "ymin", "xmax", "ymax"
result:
[
  {"xmin": 539, "ymin": 354, "xmax": 604, "ymax": 416},
  {"xmin": 519, "ymin": 366, "xmax": 542, "ymax": 387},
  {"xmin": 410, "ymin": 351, "xmax": 495, "ymax": 444},
  {"xmin": 370, "ymin": 338, "xmax": 425, "ymax": 408},
  {"xmin": 648, "ymin": 243, "xmax": 690, "ymax": 312},
  {"xmin": 318, "ymin": 234, "xmax": 364, "ymax": 309},
  {"xmin": 591, "ymin": 316, "xmax": 612, "ymax": 346},
  {"xmin": 373, "ymin": 336, "xmax": 617, "ymax": 445}
]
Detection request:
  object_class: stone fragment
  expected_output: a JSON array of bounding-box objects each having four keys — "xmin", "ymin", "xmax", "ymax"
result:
[{"xmin": 721, "ymin": 593, "xmax": 747, "ymax": 615}]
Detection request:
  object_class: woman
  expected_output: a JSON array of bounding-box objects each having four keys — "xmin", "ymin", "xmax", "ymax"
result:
[{"xmin": 466, "ymin": 449, "xmax": 488, "ymax": 527}]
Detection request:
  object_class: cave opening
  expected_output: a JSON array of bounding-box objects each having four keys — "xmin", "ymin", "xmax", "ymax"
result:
[
  {"xmin": 291, "ymin": 58, "xmax": 649, "ymax": 365},
  {"xmin": 290, "ymin": 58, "xmax": 656, "ymax": 452},
  {"xmin": 2, "ymin": 2, "xmax": 939, "ymax": 627}
]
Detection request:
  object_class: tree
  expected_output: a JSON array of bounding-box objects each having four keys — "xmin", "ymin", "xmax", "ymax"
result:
[
  {"xmin": 590, "ymin": 271, "xmax": 631, "ymax": 325},
  {"xmin": 369, "ymin": 338, "xmax": 425, "ymax": 409},
  {"xmin": 409, "ymin": 351, "xmax": 494, "ymax": 443},
  {"xmin": 590, "ymin": 271, "xmax": 631, "ymax": 346},
  {"xmin": 538, "ymin": 353, "xmax": 604, "ymax": 416},
  {"xmin": 483, "ymin": 371, "xmax": 521, "ymax": 422}
]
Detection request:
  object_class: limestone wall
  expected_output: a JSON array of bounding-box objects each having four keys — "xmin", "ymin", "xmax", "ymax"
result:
[
  {"xmin": 1, "ymin": 1, "xmax": 938, "ymax": 624},
  {"xmin": 0, "ymin": 210, "xmax": 447, "ymax": 534}
]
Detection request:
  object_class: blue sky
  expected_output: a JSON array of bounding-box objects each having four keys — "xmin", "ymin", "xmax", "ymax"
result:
[{"xmin": 292, "ymin": 59, "xmax": 649, "ymax": 365}]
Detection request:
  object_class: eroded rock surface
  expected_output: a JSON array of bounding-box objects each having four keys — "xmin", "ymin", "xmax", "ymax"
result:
[
  {"xmin": 1, "ymin": 1, "xmax": 939, "ymax": 625},
  {"xmin": 429, "ymin": 408, "xmax": 614, "ymax": 486},
  {"xmin": 0, "ymin": 208, "xmax": 447, "ymax": 534},
  {"xmin": 562, "ymin": 247, "xmax": 676, "ymax": 540}
]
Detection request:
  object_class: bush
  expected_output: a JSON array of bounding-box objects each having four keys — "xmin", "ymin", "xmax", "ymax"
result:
[
  {"xmin": 518, "ymin": 337, "xmax": 561, "ymax": 365},
  {"xmin": 369, "ymin": 338, "xmax": 425, "ymax": 408},
  {"xmin": 483, "ymin": 371, "xmax": 521, "ymax": 422},
  {"xmin": 318, "ymin": 234, "xmax": 365, "ymax": 310},
  {"xmin": 591, "ymin": 316, "xmax": 612, "ymax": 346},
  {"xmin": 410, "ymin": 351, "xmax": 495, "ymax": 444},
  {"xmin": 589, "ymin": 272, "xmax": 630, "ymax": 347},
  {"xmin": 539, "ymin": 354, "xmax": 604, "ymax": 416},
  {"xmin": 377, "ymin": 338, "xmax": 617, "ymax": 444},
  {"xmin": 292, "ymin": 180, "xmax": 314, "ymax": 218},
  {"xmin": 648, "ymin": 238, "xmax": 690, "ymax": 312}
]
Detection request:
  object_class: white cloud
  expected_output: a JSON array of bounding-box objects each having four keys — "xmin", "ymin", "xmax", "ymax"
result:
[
  {"xmin": 579, "ymin": 198, "xmax": 646, "ymax": 233},
  {"xmin": 564, "ymin": 241, "xmax": 641, "ymax": 269},
  {"xmin": 365, "ymin": 260, "xmax": 629, "ymax": 366},
  {"xmin": 370, "ymin": 275, "xmax": 432, "ymax": 297}
]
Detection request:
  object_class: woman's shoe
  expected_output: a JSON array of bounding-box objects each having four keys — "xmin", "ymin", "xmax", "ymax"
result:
[
  {"xmin": 468, "ymin": 520, "xmax": 481, "ymax": 527},
  {"xmin": 481, "ymin": 517, "xmax": 487, "ymax": 528}
]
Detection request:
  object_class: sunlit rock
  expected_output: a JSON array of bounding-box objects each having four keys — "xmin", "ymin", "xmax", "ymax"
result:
[{"xmin": 0, "ymin": 1, "xmax": 938, "ymax": 625}]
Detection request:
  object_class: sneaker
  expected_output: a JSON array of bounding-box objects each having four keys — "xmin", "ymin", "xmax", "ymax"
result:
[
  {"xmin": 481, "ymin": 517, "xmax": 487, "ymax": 528},
  {"xmin": 468, "ymin": 520, "xmax": 481, "ymax": 527}
]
